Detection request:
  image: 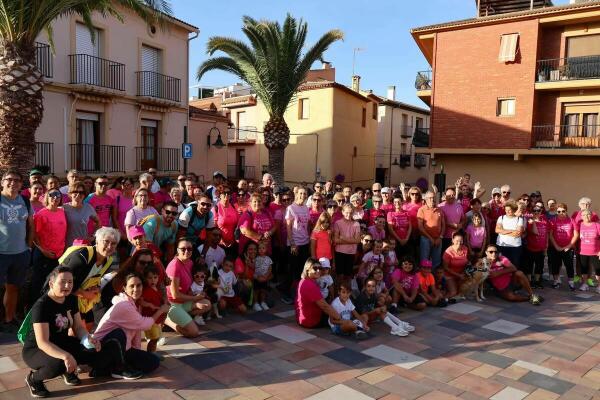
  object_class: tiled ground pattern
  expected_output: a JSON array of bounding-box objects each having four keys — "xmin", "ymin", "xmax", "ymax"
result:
[{"xmin": 2, "ymin": 287, "xmax": 600, "ymax": 399}]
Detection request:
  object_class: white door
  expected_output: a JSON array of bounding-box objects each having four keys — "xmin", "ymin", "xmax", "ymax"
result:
[{"xmin": 75, "ymin": 23, "xmax": 100, "ymax": 85}]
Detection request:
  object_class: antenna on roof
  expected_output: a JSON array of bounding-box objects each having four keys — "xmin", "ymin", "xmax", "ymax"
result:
[{"xmin": 352, "ymin": 48, "xmax": 365, "ymax": 76}]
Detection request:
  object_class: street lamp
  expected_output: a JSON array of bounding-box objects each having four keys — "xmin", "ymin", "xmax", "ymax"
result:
[
  {"xmin": 207, "ymin": 126, "xmax": 225, "ymax": 149},
  {"xmin": 391, "ymin": 158, "xmax": 400, "ymax": 166}
]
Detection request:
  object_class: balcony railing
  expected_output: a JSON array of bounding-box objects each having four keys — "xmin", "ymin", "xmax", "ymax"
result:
[
  {"xmin": 414, "ymin": 154, "xmax": 427, "ymax": 168},
  {"xmin": 35, "ymin": 142, "xmax": 54, "ymax": 173},
  {"xmin": 136, "ymin": 71, "xmax": 181, "ymax": 102},
  {"xmin": 532, "ymin": 125, "xmax": 600, "ymax": 148},
  {"xmin": 413, "ymin": 127, "xmax": 430, "ymax": 147},
  {"xmin": 69, "ymin": 54, "xmax": 125, "ymax": 91},
  {"xmin": 536, "ymin": 56, "xmax": 600, "ymax": 82},
  {"xmin": 400, "ymin": 125, "xmax": 413, "ymax": 138},
  {"xmin": 399, "ymin": 154, "xmax": 411, "ymax": 168},
  {"xmin": 415, "ymin": 70, "xmax": 432, "ymax": 90},
  {"xmin": 135, "ymin": 147, "xmax": 180, "ymax": 172},
  {"xmin": 69, "ymin": 144, "xmax": 126, "ymax": 173},
  {"xmin": 227, "ymin": 126, "xmax": 258, "ymax": 143},
  {"xmin": 227, "ymin": 165, "xmax": 256, "ymax": 180},
  {"xmin": 35, "ymin": 42, "xmax": 52, "ymax": 78}
]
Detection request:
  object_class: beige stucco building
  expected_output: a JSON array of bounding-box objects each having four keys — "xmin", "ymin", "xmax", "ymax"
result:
[{"xmin": 33, "ymin": 6, "xmax": 198, "ymax": 177}]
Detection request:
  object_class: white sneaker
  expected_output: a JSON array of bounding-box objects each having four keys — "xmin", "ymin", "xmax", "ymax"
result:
[
  {"xmin": 157, "ymin": 337, "xmax": 167, "ymax": 346},
  {"xmin": 215, "ymin": 313, "xmax": 223, "ymax": 319},
  {"xmin": 596, "ymin": 286, "xmax": 600, "ymax": 294},
  {"xmin": 253, "ymin": 303, "xmax": 263, "ymax": 312},
  {"xmin": 194, "ymin": 315, "xmax": 205, "ymax": 325},
  {"xmin": 260, "ymin": 302, "xmax": 270, "ymax": 310},
  {"xmin": 400, "ymin": 322, "xmax": 415, "ymax": 332},
  {"xmin": 391, "ymin": 327, "xmax": 408, "ymax": 337},
  {"xmin": 580, "ymin": 283, "xmax": 589, "ymax": 292}
]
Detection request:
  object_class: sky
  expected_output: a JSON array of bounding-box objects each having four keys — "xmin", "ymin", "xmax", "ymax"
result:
[{"xmin": 171, "ymin": 0, "xmax": 570, "ymax": 107}]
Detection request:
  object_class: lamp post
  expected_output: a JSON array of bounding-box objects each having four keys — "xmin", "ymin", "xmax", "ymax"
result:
[{"xmin": 207, "ymin": 126, "xmax": 225, "ymax": 149}]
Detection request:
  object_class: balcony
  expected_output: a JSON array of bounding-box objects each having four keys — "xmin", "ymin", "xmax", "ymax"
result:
[
  {"xmin": 413, "ymin": 127, "xmax": 430, "ymax": 148},
  {"xmin": 535, "ymin": 56, "xmax": 600, "ymax": 90},
  {"xmin": 227, "ymin": 165, "xmax": 256, "ymax": 180},
  {"xmin": 532, "ymin": 125, "xmax": 600, "ymax": 148},
  {"xmin": 414, "ymin": 153, "xmax": 427, "ymax": 168},
  {"xmin": 415, "ymin": 70, "xmax": 432, "ymax": 106},
  {"xmin": 35, "ymin": 42, "xmax": 52, "ymax": 78},
  {"xmin": 35, "ymin": 142, "xmax": 54, "ymax": 173},
  {"xmin": 135, "ymin": 147, "xmax": 180, "ymax": 172},
  {"xmin": 227, "ymin": 126, "xmax": 258, "ymax": 144},
  {"xmin": 69, "ymin": 144, "xmax": 126, "ymax": 173},
  {"xmin": 400, "ymin": 125, "xmax": 413, "ymax": 138},
  {"xmin": 136, "ymin": 71, "xmax": 181, "ymax": 103},
  {"xmin": 399, "ymin": 154, "xmax": 411, "ymax": 168},
  {"xmin": 69, "ymin": 54, "xmax": 125, "ymax": 92}
]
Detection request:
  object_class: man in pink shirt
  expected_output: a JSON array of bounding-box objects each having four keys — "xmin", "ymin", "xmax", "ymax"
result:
[
  {"xmin": 84, "ymin": 176, "xmax": 118, "ymax": 234},
  {"xmin": 439, "ymin": 187, "xmax": 465, "ymax": 253}
]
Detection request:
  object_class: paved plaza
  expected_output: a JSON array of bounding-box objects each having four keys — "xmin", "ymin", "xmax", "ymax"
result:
[{"xmin": 1, "ymin": 287, "xmax": 600, "ymax": 399}]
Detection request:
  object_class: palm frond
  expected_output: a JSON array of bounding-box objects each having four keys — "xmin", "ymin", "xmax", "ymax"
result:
[{"xmin": 197, "ymin": 56, "xmax": 245, "ymax": 82}]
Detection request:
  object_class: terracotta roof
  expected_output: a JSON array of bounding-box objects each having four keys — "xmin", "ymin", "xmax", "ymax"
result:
[
  {"xmin": 188, "ymin": 106, "xmax": 228, "ymax": 121},
  {"xmin": 411, "ymin": 0, "xmax": 600, "ymax": 33},
  {"xmin": 380, "ymin": 99, "xmax": 430, "ymax": 115},
  {"xmin": 298, "ymin": 81, "xmax": 372, "ymax": 102},
  {"xmin": 157, "ymin": 9, "xmax": 198, "ymax": 31}
]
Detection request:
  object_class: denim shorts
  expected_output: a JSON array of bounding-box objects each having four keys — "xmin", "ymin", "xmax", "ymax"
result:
[{"xmin": 0, "ymin": 250, "xmax": 31, "ymax": 286}]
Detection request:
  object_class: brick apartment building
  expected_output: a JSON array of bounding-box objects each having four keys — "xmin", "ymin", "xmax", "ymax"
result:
[{"xmin": 412, "ymin": 0, "xmax": 600, "ymax": 207}]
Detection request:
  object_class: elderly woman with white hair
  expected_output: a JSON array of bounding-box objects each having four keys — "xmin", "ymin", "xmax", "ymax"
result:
[
  {"xmin": 262, "ymin": 173, "xmax": 274, "ymax": 189},
  {"xmin": 572, "ymin": 197, "xmax": 599, "ymax": 289},
  {"xmin": 58, "ymin": 227, "xmax": 120, "ymax": 330}
]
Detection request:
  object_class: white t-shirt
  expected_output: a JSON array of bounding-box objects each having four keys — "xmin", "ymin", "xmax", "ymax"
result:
[
  {"xmin": 285, "ymin": 203, "xmax": 310, "ymax": 246},
  {"xmin": 197, "ymin": 244, "xmax": 226, "ymax": 269},
  {"xmin": 496, "ymin": 215, "xmax": 524, "ymax": 247},
  {"xmin": 329, "ymin": 297, "xmax": 355, "ymax": 328},
  {"xmin": 190, "ymin": 281, "xmax": 204, "ymax": 296},
  {"xmin": 317, "ymin": 274, "xmax": 334, "ymax": 299},
  {"xmin": 218, "ymin": 269, "xmax": 237, "ymax": 297},
  {"xmin": 360, "ymin": 251, "xmax": 384, "ymax": 277},
  {"xmin": 254, "ymin": 255, "xmax": 273, "ymax": 278}
]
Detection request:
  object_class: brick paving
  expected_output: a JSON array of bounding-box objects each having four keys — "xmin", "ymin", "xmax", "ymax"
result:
[{"xmin": 2, "ymin": 287, "xmax": 600, "ymax": 399}]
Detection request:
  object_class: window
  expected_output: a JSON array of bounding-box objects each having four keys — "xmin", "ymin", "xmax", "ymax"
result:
[
  {"xmin": 140, "ymin": 119, "xmax": 158, "ymax": 169},
  {"xmin": 75, "ymin": 112, "xmax": 100, "ymax": 171},
  {"xmin": 563, "ymin": 114, "xmax": 579, "ymax": 137},
  {"xmin": 568, "ymin": 34, "xmax": 600, "ymax": 58},
  {"xmin": 583, "ymin": 113, "xmax": 598, "ymax": 137},
  {"xmin": 362, "ymin": 107, "xmax": 367, "ymax": 127},
  {"xmin": 497, "ymin": 98, "xmax": 516, "ymax": 116},
  {"xmin": 299, "ymin": 98, "xmax": 309, "ymax": 120},
  {"xmin": 498, "ymin": 33, "xmax": 519, "ymax": 63},
  {"xmin": 372, "ymin": 103, "xmax": 377, "ymax": 119}
]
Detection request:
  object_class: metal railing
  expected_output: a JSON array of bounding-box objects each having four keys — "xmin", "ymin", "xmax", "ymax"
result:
[
  {"xmin": 399, "ymin": 154, "xmax": 411, "ymax": 168},
  {"xmin": 400, "ymin": 125, "xmax": 413, "ymax": 138},
  {"xmin": 35, "ymin": 42, "xmax": 53, "ymax": 78},
  {"xmin": 227, "ymin": 126, "xmax": 258, "ymax": 142},
  {"xmin": 413, "ymin": 127, "xmax": 430, "ymax": 147},
  {"xmin": 415, "ymin": 70, "xmax": 432, "ymax": 90},
  {"xmin": 536, "ymin": 56, "xmax": 600, "ymax": 82},
  {"xmin": 69, "ymin": 54, "xmax": 125, "ymax": 91},
  {"xmin": 227, "ymin": 165, "xmax": 256, "ymax": 180},
  {"xmin": 414, "ymin": 153, "xmax": 427, "ymax": 168},
  {"xmin": 532, "ymin": 125, "xmax": 600, "ymax": 148},
  {"xmin": 35, "ymin": 142, "xmax": 54, "ymax": 173},
  {"xmin": 69, "ymin": 144, "xmax": 125, "ymax": 173},
  {"xmin": 136, "ymin": 71, "xmax": 181, "ymax": 102},
  {"xmin": 135, "ymin": 147, "xmax": 180, "ymax": 172}
]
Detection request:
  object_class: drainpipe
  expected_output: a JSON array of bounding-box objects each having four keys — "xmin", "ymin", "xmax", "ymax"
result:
[
  {"xmin": 186, "ymin": 30, "xmax": 200, "ymax": 175},
  {"xmin": 388, "ymin": 106, "xmax": 394, "ymax": 186}
]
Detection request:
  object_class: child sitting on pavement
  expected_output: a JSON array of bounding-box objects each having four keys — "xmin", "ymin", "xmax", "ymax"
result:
[
  {"xmin": 418, "ymin": 260, "xmax": 446, "ymax": 307},
  {"xmin": 316, "ymin": 257, "xmax": 334, "ymax": 302},
  {"xmin": 329, "ymin": 281, "xmax": 368, "ymax": 339}
]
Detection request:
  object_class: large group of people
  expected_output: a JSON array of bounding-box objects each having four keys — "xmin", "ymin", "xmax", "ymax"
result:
[{"xmin": 1, "ymin": 167, "xmax": 598, "ymax": 398}]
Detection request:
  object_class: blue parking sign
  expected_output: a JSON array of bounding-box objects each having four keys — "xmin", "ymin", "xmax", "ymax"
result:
[{"xmin": 182, "ymin": 143, "xmax": 193, "ymax": 159}]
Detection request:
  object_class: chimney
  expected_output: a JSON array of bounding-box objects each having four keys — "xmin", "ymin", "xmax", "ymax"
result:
[
  {"xmin": 352, "ymin": 75, "xmax": 361, "ymax": 92},
  {"xmin": 322, "ymin": 61, "xmax": 332, "ymax": 69},
  {"xmin": 387, "ymin": 85, "xmax": 396, "ymax": 101}
]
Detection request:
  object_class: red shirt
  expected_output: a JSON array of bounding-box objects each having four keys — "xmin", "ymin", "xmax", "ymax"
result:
[
  {"xmin": 141, "ymin": 286, "xmax": 166, "ymax": 324},
  {"xmin": 215, "ymin": 202, "xmax": 239, "ymax": 246},
  {"xmin": 459, "ymin": 196, "xmax": 472, "ymax": 214},
  {"xmin": 488, "ymin": 199, "xmax": 505, "ymax": 225},
  {"xmin": 311, "ymin": 229, "xmax": 333, "ymax": 260},
  {"xmin": 550, "ymin": 217, "xmax": 575, "ymax": 248},
  {"xmin": 366, "ymin": 208, "xmax": 386, "ymax": 227},
  {"xmin": 489, "ymin": 256, "xmax": 513, "ymax": 291},
  {"xmin": 526, "ymin": 218, "xmax": 549, "ymax": 252},
  {"xmin": 238, "ymin": 209, "xmax": 274, "ymax": 255},
  {"xmin": 443, "ymin": 245, "xmax": 469, "ymax": 274},
  {"xmin": 295, "ymin": 278, "xmax": 323, "ymax": 328}
]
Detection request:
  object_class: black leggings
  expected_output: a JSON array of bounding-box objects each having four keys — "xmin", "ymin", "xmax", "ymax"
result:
[
  {"xmin": 580, "ymin": 255, "xmax": 600, "ymax": 276},
  {"xmin": 97, "ymin": 328, "xmax": 159, "ymax": 375},
  {"xmin": 523, "ymin": 250, "xmax": 545, "ymax": 276},
  {"xmin": 283, "ymin": 244, "xmax": 310, "ymax": 296},
  {"xmin": 334, "ymin": 252, "xmax": 355, "ymax": 277},
  {"xmin": 22, "ymin": 337, "xmax": 92, "ymax": 382},
  {"xmin": 548, "ymin": 247, "xmax": 574, "ymax": 278}
]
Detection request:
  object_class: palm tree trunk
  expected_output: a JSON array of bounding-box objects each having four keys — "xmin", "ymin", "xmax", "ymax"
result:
[
  {"xmin": 0, "ymin": 42, "xmax": 44, "ymax": 176},
  {"xmin": 263, "ymin": 116, "xmax": 290, "ymax": 185}
]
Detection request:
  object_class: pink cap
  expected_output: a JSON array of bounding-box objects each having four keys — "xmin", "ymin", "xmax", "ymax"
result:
[
  {"xmin": 72, "ymin": 239, "xmax": 90, "ymax": 246},
  {"xmin": 420, "ymin": 259, "xmax": 433, "ymax": 268},
  {"xmin": 128, "ymin": 225, "xmax": 145, "ymax": 239}
]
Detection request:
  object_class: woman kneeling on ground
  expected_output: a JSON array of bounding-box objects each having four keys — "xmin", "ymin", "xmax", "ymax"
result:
[{"xmin": 23, "ymin": 267, "xmax": 103, "ymax": 398}]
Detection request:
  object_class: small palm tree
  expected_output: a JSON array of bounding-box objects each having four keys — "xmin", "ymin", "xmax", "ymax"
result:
[
  {"xmin": 0, "ymin": 0, "xmax": 171, "ymax": 176},
  {"xmin": 197, "ymin": 15, "xmax": 343, "ymax": 185}
]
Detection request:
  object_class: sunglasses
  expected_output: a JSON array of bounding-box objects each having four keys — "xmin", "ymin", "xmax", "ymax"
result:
[
  {"xmin": 372, "ymin": 190, "xmax": 381, "ymax": 192},
  {"xmin": 178, "ymin": 247, "xmax": 193, "ymax": 252},
  {"xmin": 312, "ymin": 198, "xmax": 321, "ymax": 201},
  {"xmin": 138, "ymin": 260, "xmax": 154, "ymax": 267},
  {"xmin": 312, "ymin": 265, "xmax": 323, "ymax": 271},
  {"xmin": 164, "ymin": 210, "xmax": 178, "ymax": 216},
  {"xmin": 533, "ymin": 208, "xmax": 542, "ymax": 212},
  {"xmin": 486, "ymin": 250, "xmax": 498, "ymax": 254},
  {"xmin": 502, "ymin": 191, "xmax": 511, "ymax": 194},
  {"xmin": 70, "ymin": 191, "xmax": 86, "ymax": 195},
  {"xmin": 557, "ymin": 209, "xmax": 566, "ymax": 214},
  {"xmin": 96, "ymin": 182, "xmax": 108, "ymax": 186},
  {"xmin": 48, "ymin": 192, "xmax": 62, "ymax": 199},
  {"xmin": 410, "ymin": 192, "xmax": 419, "ymax": 196},
  {"xmin": 199, "ymin": 202, "xmax": 212, "ymax": 207},
  {"xmin": 194, "ymin": 274, "xmax": 206, "ymax": 279},
  {"xmin": 281, "ymin": 198, "xmax": 290, "ymax": 202},
  {"xmin": 373, "ymin": 200, "xmax": 382, "ymax": 203},
  {"xmin": 363, "ymin": 239, "xmax": 373, "ymax": 243}
]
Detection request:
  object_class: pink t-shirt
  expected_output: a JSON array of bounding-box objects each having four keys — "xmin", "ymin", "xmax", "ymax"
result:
[
  {"xmin": 368, "ymin": 225, "xmax": 386, "ymax": 240},
  {"xmin": 106, "ymin": 188, "xmax": 122, "ymax": 200},
  {"xmin": 33, "ymin": 208, "xmax": 67, "ymax": 258},
  {"xmin": 550, "ymin": 217, "xmax": 575, "ymax": 248},
  {"xmin": 526, "ymin": 219, "xmax": 549, "ymax": 252},
  {"xmin": 311, "ymin": 229, "xmax": 332, "ymax": 260},
  {"xmin": 466, "ymin": 224, "xmax": 486, "ymax": 249},
  {"xmin": 443, "ymin": 245, "xmax": 469, "ymax": 274},
  {"xmin": 489, "ymin": 256, "xmax": 513, "ymax": 291},
  {"xmin": 285, "ymin": 204, "xmax": 310, "ymax": 246},
  {"xmin": 488, "ymin": 199, "xmax": 505, "ymax": 225},
  {"xmin": 578, "ymin": 222, "xmax": 600, "ymax": 256},
  {"xmin": 115, "ymin": 195, "xmax": 134, "ymax": 234},
  {"xmin": 238, "ymin": 209, "xmax": 275, "ymax": 254},
  {"xmin": 459, "ymin": 196, "xmax": 472, "ymax": 214},
  {"xmin": 295, "ymin": 278, "xmax": 323, "ymax": 328},
  {"xmin": 360, "ymin": 251, "xmax": 384, "ymax": 278},
  {"xmin": 366, "ymin": 208, "xmax": 386, "ymax": 227},
  {"xmin": 309, "ymin": 208, "xmax": 322, "ymax": 227},
  {"xmin": 215, "ymin": 202, "xmax": 239, "ymax": 246},
  {"xmin": 391, "ymin": 269, "xmax": 419, "ymax": 291},
  {"xmin": 166, "ymin": 257, "xmax": 193, "ymax": 303},
  {"xmin": 332, "ymin": 211, "xmax": 343, "ymax": 225},
  {"xmin": 381, "ymin": 203, "xmax": 394, "ymax": 213},
  {"xmin": 387, "ymin": 210, "xmax": 410, "ymax": 240},
  {"xmin": 402, "ymin": 202, "xmax": 422, "ymax": 232},
  {"xmin": 572, "ymin": 210, "xmax": 600, "ymax": 229},
  {"xmin": 86, "ymin": 194, "xmax": 116, "ymax": 233},
  {"xmin": 333, "ymin": 218, "xmax": 360, "ymax": 255},
  {"xmin": 440, "ymin": 201, "xmax": 464, "ymax": 238}
]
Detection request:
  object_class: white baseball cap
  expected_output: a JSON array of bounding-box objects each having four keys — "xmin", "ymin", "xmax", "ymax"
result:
[{"xmin": 318, "ymin": 258, "xmax": 331, "ymax": 269}]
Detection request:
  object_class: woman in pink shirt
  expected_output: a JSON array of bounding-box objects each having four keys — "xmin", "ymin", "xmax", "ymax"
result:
[
  {"xmin": 387, "ymin": 196, "xmax": 412, "ymax": 255},
  {"xmin": 308, "ymin": 193, "xmax": 324, "ymax": 231},
  {"xmin": 366, "ymin": 196, "xmax": 386, "ymax": 227},
  {"xmin": 295, "ymin": 258, "xmax": 342, "ymax": 328},
  {"xmin": 402, "ymin": 188, "xmax": 423, "ymax": 259},
  {"xmin": 238, "ymin": 193, "xmax": 276, "ymax": 256},
  {"xmin": 549, "ymin": 203, "xmax": 578, "ymax": 290},
  {"xmin": 523, "ymin": 203, "xmax": 549, "ymax": 289},
  {"xmin": 575, "ymin": 209, "xmax": 600, "ymax": 292},
  {"xmin": 333, "ymin": 203, "xmax": 361, "ymax": 282},
  {"xmin": 442, "ymin": 232, "xmax": 469, "ymax": 300},
  {"xmin": 214, "ymin": 185, "xmax": 239, "ymax": 256},
  {"xmin": 29, "ymin": 182, "xmax": 45, "ymax": 213}
]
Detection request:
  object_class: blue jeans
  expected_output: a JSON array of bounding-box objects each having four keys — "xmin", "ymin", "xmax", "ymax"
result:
[{"xmin": 420, "ymin": 236, "xmax": 442, "ymax": 269}]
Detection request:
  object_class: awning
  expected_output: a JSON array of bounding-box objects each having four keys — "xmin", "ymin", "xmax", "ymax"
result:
[{"xmin": 499, "ymin": 33, "xmax": 519, "ymax": 63}]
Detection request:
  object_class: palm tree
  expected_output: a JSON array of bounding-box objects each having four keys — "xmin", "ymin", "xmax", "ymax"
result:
[
  {"xmin": 0, "ymin": 0, "xmax": 171, "ymax": 176},
  {"xmin": 197, "ymin": 15, "xmax": 343, "ymax": 185}
]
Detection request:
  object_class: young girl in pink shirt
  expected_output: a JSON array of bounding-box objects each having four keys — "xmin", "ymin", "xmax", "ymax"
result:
[{"xmin": 310, "ymin": 212, "xmax": 333, "ymax": 262}]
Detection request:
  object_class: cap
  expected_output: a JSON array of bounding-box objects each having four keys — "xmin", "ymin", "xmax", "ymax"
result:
[
  {"xmin": 318, "ymin": 257, "xmax": 331, "ymax": 269},
  {"xmin": 159, "ymin": 177, "xmax": 174, "ymax": 186},
  {"xmin": 275, "ymin": 186, "xmax": 290, "ymax": 195},
  {"xmin": 213, "ymin": 171, "xmax": 226, "ymax": 179},
  {"xmin": 29, "ymin": 168, "xmax": 43, "ymax": 176},
  {"xmin": 128, "ymin": 225, "xmax": 145, "ymax": 239},
  {"xmin": 491, "ymin": 187, "xmax": 501, "ymax": 195},
  {"xmin": 420, "ymin": 259, "xmax": 433, "ymax": 268},
  {"xmin": 531, "ymin": 190, "xmax": 541, "ymax": 196},
  {"xmin": 381, "ymin": 187, "xmax": 391, "ymax": 194}
]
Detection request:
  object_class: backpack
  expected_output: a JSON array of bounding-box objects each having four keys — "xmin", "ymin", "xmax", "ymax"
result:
[
  {"xmin": 17, "ymin": 310, "xmax": 33, "ymax": 344},
  {"xmin": 234, "ymin": 211, "xmax": 253, "ymax": 241}
]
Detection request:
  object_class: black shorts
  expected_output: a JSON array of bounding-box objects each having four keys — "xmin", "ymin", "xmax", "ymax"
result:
[
  {"xmin": 334, "ymin": 252, "xmax": 355, "ymax": 276},
  {"xmin": 253, "ymin": 279, "xmax": 270, "ymax": 291},
  {"xmin": 580, "ymin": 254, "xmax": 600, "ymax": 275}
]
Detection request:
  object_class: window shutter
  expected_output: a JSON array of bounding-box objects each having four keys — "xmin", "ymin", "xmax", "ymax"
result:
[
  {"xmin": 498, "ymin": 33, "xmax": 519, "ymax": 63},
  {"xmin": 141, "ymin": 45, "xmax": 161, "ymax": 72},
  {"xmin": 76, "ymin": 23, "xmax": 99, "ymax": 56}
]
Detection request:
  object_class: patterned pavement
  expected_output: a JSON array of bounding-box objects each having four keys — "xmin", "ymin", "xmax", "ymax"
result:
[{"xmin": 1, "ymin": 286, "xmax": 600, "ymax": 399}]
